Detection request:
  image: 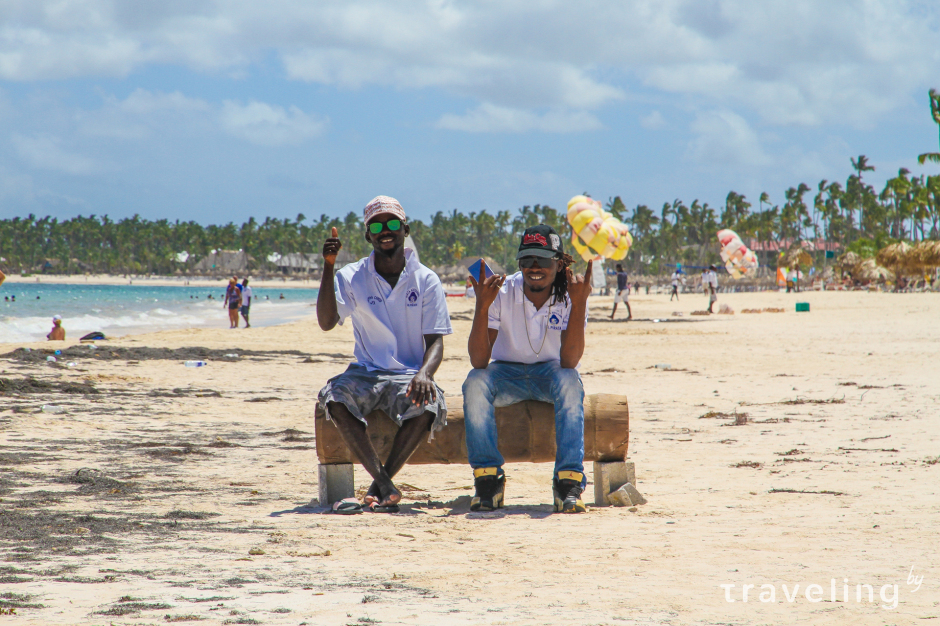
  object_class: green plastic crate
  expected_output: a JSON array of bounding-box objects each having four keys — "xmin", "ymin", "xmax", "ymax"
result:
[{"xmin": 795, "ymin": 302, "xmax": 810, "ymax": 312}]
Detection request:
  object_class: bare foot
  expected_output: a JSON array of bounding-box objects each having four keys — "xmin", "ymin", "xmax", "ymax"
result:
[
  {"xmin": 363, "ymin": 481, "xmax": 381, "ymax": 506},
  {"xmin": 376, "ymin": 480, "xmax": 401, "ymax": 507}
]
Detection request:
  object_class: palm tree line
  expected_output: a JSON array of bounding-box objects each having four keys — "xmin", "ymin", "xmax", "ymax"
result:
[{"xmin": 0, "ymin": 156, "xmax": 937, "ymax": 277}]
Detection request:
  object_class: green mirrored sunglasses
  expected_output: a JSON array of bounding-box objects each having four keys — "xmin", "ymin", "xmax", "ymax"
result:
[{"xmin": 368, "ymin": 219, "xmax": 402, "ymax": 234}]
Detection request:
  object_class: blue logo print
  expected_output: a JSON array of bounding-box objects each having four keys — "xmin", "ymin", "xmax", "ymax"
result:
[
  {"xmin": 367, "ymin": 296, "xmax": 383, "ymax": 306},
  {"xmin": 406, "ymin": 288, "xmax": 419, "ymax": 306},
  {"xmin": 549, "ymin": 313, "xmax": 560, "ymax": 325}
]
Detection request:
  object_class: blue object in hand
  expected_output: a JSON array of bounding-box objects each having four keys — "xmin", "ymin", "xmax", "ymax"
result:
[{"xmin": 467, "ymin": 258, "xmax": 494, "ymax": 279}]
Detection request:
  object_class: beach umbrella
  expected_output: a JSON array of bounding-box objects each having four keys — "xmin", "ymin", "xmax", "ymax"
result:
[{"xmin": 567, "ymin": 195, "xmax": 633, "ymax": 261}]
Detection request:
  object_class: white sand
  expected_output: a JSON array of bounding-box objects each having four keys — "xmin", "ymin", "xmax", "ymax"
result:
[{"xmin": 1, "ymin": 290, "xmax": 937, "ymax": 625}]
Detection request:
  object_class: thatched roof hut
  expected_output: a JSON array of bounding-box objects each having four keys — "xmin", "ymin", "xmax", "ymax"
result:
[
  {"xmin": 911, "ymin": 240, "xmax": 940, "ymax": 270},
  {"xmin": 782, "ymin": 245, "xmax": 812, "ymax": 268},
  {"xmin": 855, "ymin": 258, "xmax": 893, "ymax": 283},
  {"xmin": 876, "ymin": 242, "xmax": 914, "ymax": 276}
]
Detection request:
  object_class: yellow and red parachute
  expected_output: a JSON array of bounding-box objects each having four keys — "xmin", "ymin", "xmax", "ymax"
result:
[
  {"xmin": 717, "ymin": 229, "xmax": 759, "ymax": 279},
  {"xmin": 566, "ymin": 195, "xmax": 633, "ymax": 261}
]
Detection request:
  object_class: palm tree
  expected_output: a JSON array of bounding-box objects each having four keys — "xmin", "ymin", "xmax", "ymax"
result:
[{"xmin": 918, "ymin": 88, "xmax": 940, "ymax": 165}]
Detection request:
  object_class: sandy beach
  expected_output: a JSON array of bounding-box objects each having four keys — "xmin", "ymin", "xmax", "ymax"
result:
[{"xmin": 1, "ymin": 290, "xmax": 937, "ymax": 625}]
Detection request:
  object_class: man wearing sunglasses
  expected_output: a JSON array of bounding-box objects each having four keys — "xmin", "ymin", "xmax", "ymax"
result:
[
  {"xmin": 316, "ymin": 196, "xmax": 453, "ymax": 513},
  {"xmin": 463, "ymin": 224, "xmax": 593, "ymax": 513}
]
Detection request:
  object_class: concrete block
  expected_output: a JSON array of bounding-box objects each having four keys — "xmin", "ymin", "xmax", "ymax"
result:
[
  {"xmin": 318, "ymin": 463, "xmax": 354, "ymax": 506},
  {"xmin": 593, "ymin": 460, "xmax": 636, "ymax": 506},
  {"xmin": 608, "ymin": 482, "xmax": 647, "ymax": 507}
]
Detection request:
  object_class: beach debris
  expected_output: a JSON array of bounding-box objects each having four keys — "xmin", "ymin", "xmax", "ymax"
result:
[
  {"xmin": 607, "ymin": 483, "xmax": 647, "ymax": 507},
  {"xmin": 731, "ymin": 461, "xmax": 762, "ymax": 468},
  {"xmin": 66, "ymin": 362, "xmax": 77, "ymax": 368},
  {"xmin": 718, "ymin": 304, "xmax": 734, "ymax": 314},
  {"xmin": 654, "ymin": 363, "xmax": 671, "ymax": 369},
  {"xmin": 768, "ymin": 488, "xmax": 847, "ymax": 496},
  {"xmin": 566, "ymin": 195, "xmax": 633, "ymax": 261},
  {"xmin": 46, "ymin": 356, "xmax": 56, "ymax": 363},
  {"xmin": 248, "ymin": 547, "xmax": 265, "ymax": 555},
  {"xmin": 183, "ymin": 361, "xmax": 207, "ymax": 367},
  {"xmin": 223, "ymin": 353, "xmax": 239, "ymax": 358},
  {"xmin": 717, "ymin": 229, "xmax": 759, "ymax": 279},
  {"xmin": 41, "ymin": 405, "xmax": 66, "ymax": 414},
  {"xmin": 690, "ymin": 310, "xmax": 710, "ymax": 315}
]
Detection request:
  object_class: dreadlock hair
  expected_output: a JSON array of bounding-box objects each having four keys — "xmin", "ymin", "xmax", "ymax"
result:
[{"xmin": 550, "ymin": 252, "xmax": 575, "ymax": 306}]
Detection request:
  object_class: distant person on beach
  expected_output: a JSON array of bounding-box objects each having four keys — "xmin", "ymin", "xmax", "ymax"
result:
[
  {"xmin": 279, "ymin": 293, "xmax": 284, "ymax": 299},
  {"xmin": 463, "ymin": 225, "xmax": 592, "ymax": 514},
  {"xmin": 47, "ymin": 315, "xmax": 65, "ymax": 341},
  {"xmin": 239, "ymin": 278, "xmax": 253, "ymax": 328},
  {"xmin": 670, "ymin": 269, "xmax": 681, "ymax": 301},
  {"xmin": 706, "ymin": 265, "xmax": 718, "ymax": 313},
  {"xmin": 224, "ymin": 278, "xmax": 242, "ymax": 328},
  {"xmin": 316, "ymin": 196, "xmax": 452, "ymax": 513},
  {"xmin": 611, "ymin": 263, "xmax": 632, "ymax": 320},
  {"xmin": 10, "ymin": 295, "xmax": 14, "ymax": 302}
]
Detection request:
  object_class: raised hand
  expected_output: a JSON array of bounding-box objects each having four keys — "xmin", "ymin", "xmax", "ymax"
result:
[
  {"xmin": 323, "ymin": 227, "xmax": 342, "ymax": 265},
  {"xmin": 466, "ymin": 259, "xmax": 505, "ymax": 310},
  {"xmin": 567, "ymin": 259, "xmax": 593, "ymax": 305}
]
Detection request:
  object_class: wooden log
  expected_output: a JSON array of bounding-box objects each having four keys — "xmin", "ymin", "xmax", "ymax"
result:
[{"xmin": 314, "ymin": 393, "xmax": 628, "ymax": 465}]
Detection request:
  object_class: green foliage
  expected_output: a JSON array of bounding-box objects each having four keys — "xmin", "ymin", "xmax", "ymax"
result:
[{"xmin": 1, "ymin": 153, "xmax": 939, "ymax": 276}]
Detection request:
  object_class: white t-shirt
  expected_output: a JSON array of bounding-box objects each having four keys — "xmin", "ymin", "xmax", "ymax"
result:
[
  {"xmin": 333, "ymin": 248, "xmax": 453, "ymax": 373},
  {"xmin": 706, "ymin": 271, "xmax": 718, "ymax": 289},
  {"xmin": 240, "ymin": 285, "xmax": 253, "ymax": 306},
  {"xmin": 487, "ymin": 272, "xmax": 587, "ymax": 366},
  {"xmin": 671, "ymin": 272, "xmax": 680, "ymax": 286}
]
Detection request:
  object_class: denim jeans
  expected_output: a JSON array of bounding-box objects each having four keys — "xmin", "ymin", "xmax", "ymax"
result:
[{"xmin": 462, "ymin": 360, "xmax": 585, "ymax": 483}]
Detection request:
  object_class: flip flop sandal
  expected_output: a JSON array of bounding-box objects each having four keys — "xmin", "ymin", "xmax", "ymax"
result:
[
  {"xmin": 368, "ymin": 503, "xmax": 400, "ymax": 514},
  {"xmin": 331, "ymin": 498, "xmax": 363, "ymax": 515}
]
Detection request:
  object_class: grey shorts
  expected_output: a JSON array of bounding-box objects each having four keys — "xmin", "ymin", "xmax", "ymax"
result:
[{"xmin": 318, "ymin": 364, "xmax": 447, "ymax": 433}]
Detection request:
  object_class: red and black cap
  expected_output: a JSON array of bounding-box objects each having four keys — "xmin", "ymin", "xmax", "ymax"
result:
[{"xmin": 517, "ymin": 224, "xmax": 564, "ymax": 259}]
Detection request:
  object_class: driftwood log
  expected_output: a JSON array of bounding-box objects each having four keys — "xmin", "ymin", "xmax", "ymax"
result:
[{"xmin": 314, "ymin": 393, "xmax": 629, "ymax": 465}]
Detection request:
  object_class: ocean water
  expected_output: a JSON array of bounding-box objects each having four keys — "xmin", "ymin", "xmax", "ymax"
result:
[{"xmin": 0, "ymin": 282, "xmax": 319, "ymax": 343}]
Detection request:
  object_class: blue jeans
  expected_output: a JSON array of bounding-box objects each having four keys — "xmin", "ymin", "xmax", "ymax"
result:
[{"xmin": 462, "ymin": 360, "xmax": 585, "ymax": 484}]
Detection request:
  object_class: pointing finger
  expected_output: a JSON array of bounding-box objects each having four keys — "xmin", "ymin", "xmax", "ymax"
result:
[
  {"xmin": 584, "ymin": 259, "xmax": 593, "ymax": 280},
  {"xmin": 479, "ymin": 258, "xmax": 486, "ymax": 283},
  {"xmin": 331, "ymin": 227, "xmax": 338, "ymax": 238}
]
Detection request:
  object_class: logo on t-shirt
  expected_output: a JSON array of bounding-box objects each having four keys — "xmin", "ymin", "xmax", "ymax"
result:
[
  {"xmin": 367, "ymin": 296, "xmax": 383, "ymax": 306},
  {"xmin": 548, "ymin": 312, "xmax": 562, "ymax": 329},
  {"xmin": 405, "ymin": 288, "xmax": 419, "ymax": 306}
]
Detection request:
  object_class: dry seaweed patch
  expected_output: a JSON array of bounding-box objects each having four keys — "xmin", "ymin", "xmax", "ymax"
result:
[
  {"xmin": 0, "ymin": 376, "xmax": 99, "ymax": 396},
  {"xmin": 731, "ymin": 461, "xmax": 762, "ymax": 468},
  {"xmin": 2, "ymin": 346, "xmax": 311, "ymax": 365}
]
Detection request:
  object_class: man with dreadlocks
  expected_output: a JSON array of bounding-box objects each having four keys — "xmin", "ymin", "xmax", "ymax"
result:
[{"xmin": 463, "ymin": 224, "xmax": 593, "ymax": 513}]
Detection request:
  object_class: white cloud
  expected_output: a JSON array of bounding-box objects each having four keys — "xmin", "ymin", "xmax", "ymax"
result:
[
  {"xmin": 12, "ymin": 134, "xmax": 98, "ymax": 175},
  {"xmin": 77, "ymin": 88, "xmax": 210, "ymax": 139},
  {"xmin": 436, "ymin": 104, "xmax": 603, "ymax": 133},
  {"xmin": 0, "ymin": 1, "xmax": 937, "ymax": 130},
  {"xmin": 640, "ymin": 110, "xmax": 666, "ymax": 130},
  {"xmin": 220, "ymin": 101, "xmax": 327, "ymax": 146},
  {"xmin": 687, "ymin": 110, "xmax": 771, "ymax": 168}
]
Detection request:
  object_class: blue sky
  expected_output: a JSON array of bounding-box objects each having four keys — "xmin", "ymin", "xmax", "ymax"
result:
[{"xmin": 1, "ymin": 0, "xmax": 939, "ymax": 225}]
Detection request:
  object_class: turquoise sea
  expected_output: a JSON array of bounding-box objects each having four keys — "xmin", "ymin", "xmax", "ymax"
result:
[{"xmin": 0, "ymin": 282, "xmax": 319, "ymax": 343}]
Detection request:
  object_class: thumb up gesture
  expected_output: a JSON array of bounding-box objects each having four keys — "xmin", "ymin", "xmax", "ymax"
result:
[{"xmin": 323, "ymin": 227, "xmax": 342, "ymax": 265}]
